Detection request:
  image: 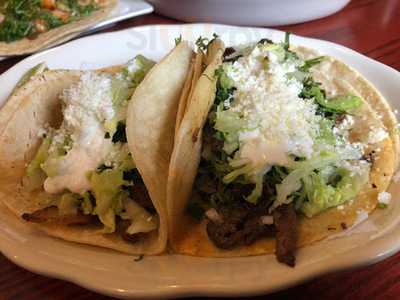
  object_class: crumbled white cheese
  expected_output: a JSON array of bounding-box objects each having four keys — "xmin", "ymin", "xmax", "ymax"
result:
[
  {"xmin": 44, "ymin": 72, "xmax": 115, "ymax": 195},
  {"xmin": 333, "ymin": 115, "xmax": 354, "ymax": 138},
  {"xmin": 225, "ymin": 44, "xmax": 321, "ymax": 177},
  {"xmin": 62, "ymin": 72, "xmax": 114, "ymax": 126},
  {"xmin": 366, "ymin": 127, "xmax": 388, "ymax": 144},
  {"xmin": 378, "ymin": 191, "xmax": 391, "ymax": 205}
]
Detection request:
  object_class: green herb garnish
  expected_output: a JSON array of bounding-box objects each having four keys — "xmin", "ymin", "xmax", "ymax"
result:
[
  {"xmin": 174, "ymin": 34, "xmax": 182, "ymax": 45},
  {"xmin": 0, "ymin": 0, "xmax": 98, "ymax": 43}
]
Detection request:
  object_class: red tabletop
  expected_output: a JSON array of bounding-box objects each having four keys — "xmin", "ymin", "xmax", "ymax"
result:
[{"xmin": 1, "ymin": 0, "xmax": 400, "ymax": 299}]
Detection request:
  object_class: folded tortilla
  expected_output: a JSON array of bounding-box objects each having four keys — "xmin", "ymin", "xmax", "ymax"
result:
[
  {"xmin": 167, "ymin": 40, "xmax": 399, "ymax": 257},
  {"xmin": 0, "ymin": 41, "xmax": 193, "ymax": 255},
  {"xmin": 0, "ymin": 0, "xmax": 117, "ymax": 56}
]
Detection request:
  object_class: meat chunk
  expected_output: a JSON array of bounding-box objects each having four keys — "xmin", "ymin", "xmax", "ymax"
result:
[
  {"xmin": 22, "ymin": 207, "xmax": 95, "ymax": 225},
  {"xmin": 273, "ymin": 203, "xmax": 298, "ymax": 267},
  {"xmin": 206, "ymin": 203, "xmax": 275, "ymax": 249}
]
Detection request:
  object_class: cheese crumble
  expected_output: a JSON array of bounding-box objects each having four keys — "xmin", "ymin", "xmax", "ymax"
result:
[
  {"xmin": 225, "ymin": 44, "xmax": 321, "ymax": 175},
  {"xmin": 366, "ymin": 127, "xmax": 388, "ymax": 144},
  {"xmin": 44, "ymin": 72, "xmax": 115, "ymax": 194},
  {"xmin": 378, "ymin": 191, "xmax": 391, "ymax": 205}
]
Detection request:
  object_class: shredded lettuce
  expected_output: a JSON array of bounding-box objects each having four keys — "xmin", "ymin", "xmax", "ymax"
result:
[
  {"xmin": 40, "ymin": 133, "xmax": 73, "ymax": 177},
  {"xmin": 90, "ymin": 168, "xmax": 125, "ymax": 215},
  {"xmin": 40, "ymin": 157, "xmax": 62, "ymax": 178},
  {"xmin": 111, "ymin": 77, "xmax": 131, "ymax": 109},
  {"xmin": 273, "ymin": 151, "xmax": 339, "ymax": 209},
  {"xmin": 81, "ymin": 192, "xmax": 94, "ymax": 215},
  {"xmin": 98, "ymin": 208, "xmax": 116, "ymax": 233},
  {"xmin": 90, "ymin": 168, "xmax": 126, "ymax": 232},
  {"xmin": 23, "ymin": 136, "xmax": 51, "ymax": 191},
  {"xmin": 321, "ymin": 95, "xmax": 362, "ymax": 113},
  {"xmin": 122, "ymin": 199, "xmax": 157, "ymax": 235},
  {"xmin": 246, "ymin": 174, "xmax": 264, "ymax": 203},
  {"xmin": 89, "ymin": 145, "xmax": 135, "ymax": 232},
  {"xmin": 300, "ymin": 166, "xmax": 369, "ymax": 217},
  {"xmin": 105, "ymin": 55, "xmax": 155, "ymax": 136},
  {"xmin": 214, "ymin": 107, "xmax": 243, "ymax": 154},
  {"xmin": 58, "ymin": 193, "xmax": 79, "ymax": 215},
  {"xmin": 124, "ymin": 55, "xmax": 155, "ymax": 88},
  {"xmin": 215, "ymin": 65, "xmax": 234, "ymax": 90},
  {"xmin": 263, "ymin": 43, "xmax": 286, "ymax": 62},
  {"xmin": 214, "ymin": 65, "xmax": 235, "ymax": 107},
  {"xmin": 300, "ymin": 77, "xmax": 362, "ymax": 114},
  {"xmin": 223, "ymin": 162, "xmax": 253, "ymax": 184},
  {"xmin": 15, "ymin": 62, "xmax": 48, "ymax": 89},
  {"xmin": 317, "ymin": 119, "xmax": 336, "ymax": 145},
  {"xmin": 273, "ymin": 150, "xmax": 369, "ymax": 216}
]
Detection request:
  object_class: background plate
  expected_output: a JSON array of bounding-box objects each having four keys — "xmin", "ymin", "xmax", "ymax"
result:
[
  {"xmin": 0, "ymin": 0, "xmax": 153, "ymax": 61},
  {"xmin": 0, "ymin": 24, "xmax": 400, "ymax": 299},
  {"xmin": 85, "ymin": 0, "xmax": 153, "ymax": 34}
]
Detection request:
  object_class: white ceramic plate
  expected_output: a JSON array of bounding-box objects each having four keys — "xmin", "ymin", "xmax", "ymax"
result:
[
  {"xmin": 81, "ymin": 0, "xmax": 153, "ymax": 35},
  {"xmin": 0, "ymin": 0, "xmax": 153, "ymax": 61},
  {"xmin": 0, "ymin": 24, "xmax": 400, "ymax": 299}
]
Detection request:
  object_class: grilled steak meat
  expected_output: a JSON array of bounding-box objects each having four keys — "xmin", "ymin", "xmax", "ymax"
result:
[
  {"xmin": 22, "ymin": 206, "xmax": 96, "ymax": 225},
  {"xmin": 206, "ymin": 201, "xmax": 275, "ymax": 249},
  {"xmin": 273, "ymin": 203, "xmax": 297, "ymax": 267}
]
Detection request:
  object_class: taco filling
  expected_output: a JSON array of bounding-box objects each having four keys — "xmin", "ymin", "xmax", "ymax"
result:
[
  {"xmin": 185, "ymin": 35, "xmax": 388, "ymax": 266},
  {"xmin": 0, "ymin": 0, "xmax": 100, "ymax": 42},
  {"xmin": 22, "ymin": 55, "xmax": 159, "ymax": 243}
]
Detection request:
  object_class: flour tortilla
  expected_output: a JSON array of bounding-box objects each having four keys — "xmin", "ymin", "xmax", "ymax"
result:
[
  {"xmin": 167, "ymin": 42, "xmax": 399, "ymax": 257},
  {"xmin": 126, "ymin": 41, "xmax": 194, "ymax": 251},
  {"xmin": 167, "ymin": 39, "xmax": 226, "ymax": 250},
  {"xmin": 0, "ymin": 43, "xmax": 192, "ymax": 254},
  {"xmin": 0, "ymin": 0, "xmax": 116, "ymax": 56},
  {"xmin": 175, "ymin": 52, "xmax": 204, "ymax": 138}
]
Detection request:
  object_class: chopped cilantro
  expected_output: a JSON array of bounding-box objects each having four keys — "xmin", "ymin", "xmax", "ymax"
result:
[
  {"xmin": 0, "ymin": 0, "xmax": 97, "ymax": 42},
  {"xmin": 214, "ymin": 66, "xmax": 235, "ymax": 107},
  {"xmin": 378, "ymin": 203, "xmax": 388, "ymax": 209},
  {"xmin": 195, "ymin": 36, "xmax": 209, "ymax": 51},
  {"xmin": 283, "ymin": 32, "xmax": 291, "ymax": 51},
  {"xmin": 298, "ymin": 56, "xmax": 325, "ymax": 73},
  {"xmin": 195, "ymin": 33, "xmax": 219, "ymax": 52},
  {"xmin": 174, "ymin": 34, "xmax": 182, "ymax": 45}
]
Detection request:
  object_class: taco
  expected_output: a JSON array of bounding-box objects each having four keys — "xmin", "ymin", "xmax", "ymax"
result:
[
  {"xmin": 0, "ymin": 41, "xmax": 193, "ymax": 255},
  {"xmin": 167, "ymin": 35, "xmax": 399, "ymax": 266},
  {"xmin": 0, "ymin": 0, "xmax": 116, "ymax": 56}
]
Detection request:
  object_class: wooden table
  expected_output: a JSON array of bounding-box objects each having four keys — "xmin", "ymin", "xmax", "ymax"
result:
[{"xmin": 0, "ymin": 0, "xmax": 399, "ymax": 299}]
